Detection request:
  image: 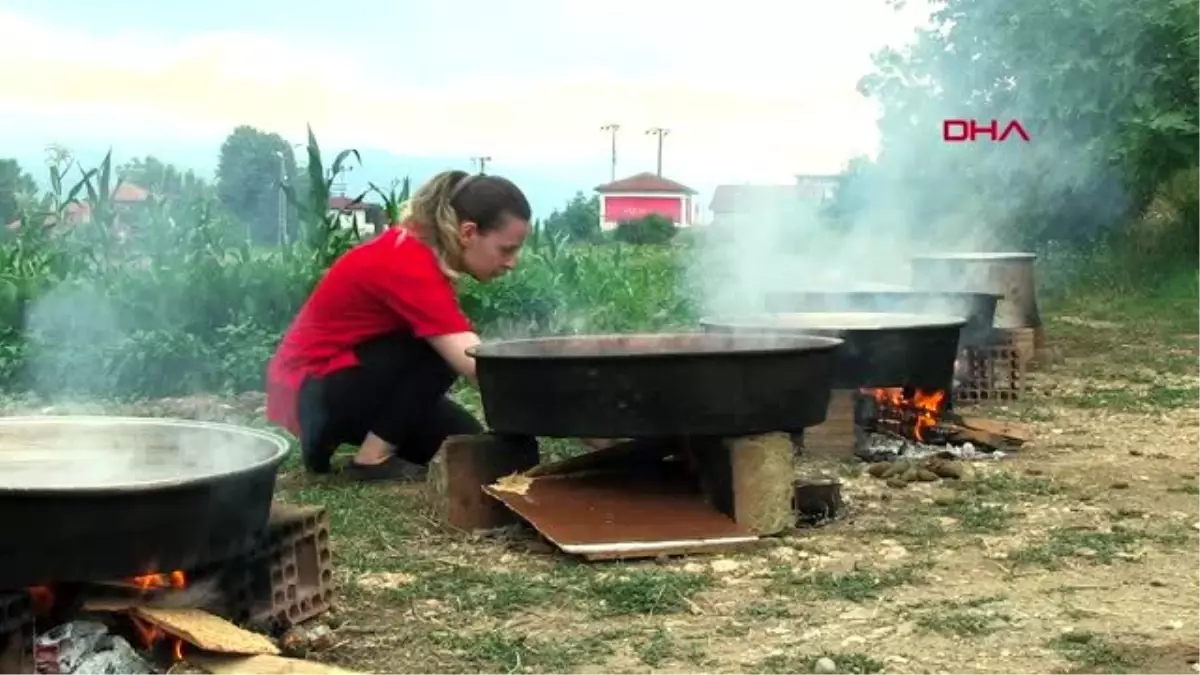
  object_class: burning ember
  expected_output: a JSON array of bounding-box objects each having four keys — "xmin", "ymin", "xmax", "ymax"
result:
[
  {"xmin": 129, "ymin": 572, "xmax": 186, "ymax": 593},
  {"xmin": 26, "ymin": 569, "xmax": 192, "ymax": 665},
  {"xmin": 127, "ymin": 570, "xmax": 189, "ymax": 661},
  {"xmin": 864, "ymin": 387, "xmax": 946, "ymax": 441}
]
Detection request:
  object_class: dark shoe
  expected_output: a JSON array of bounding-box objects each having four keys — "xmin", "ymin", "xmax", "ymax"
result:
[{"xmin": 345, "ymin": 455, "xmax": 428, "ymax": 483}]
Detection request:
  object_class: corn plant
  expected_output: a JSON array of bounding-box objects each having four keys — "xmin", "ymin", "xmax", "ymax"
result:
[
  {"xmin": 368, "ymin": 176, "xmax": 411, "ymax": 229},
  {"xmin": 281, "ymin": 125, "xmax": 369, "ymax": 270}
]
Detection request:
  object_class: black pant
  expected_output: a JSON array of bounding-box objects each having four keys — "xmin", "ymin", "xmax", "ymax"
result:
[{"xmin": 296, "ymin": 333, "xmax": 483, "ymax": 466}]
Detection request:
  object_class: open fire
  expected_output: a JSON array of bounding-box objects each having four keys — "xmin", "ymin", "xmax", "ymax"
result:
[
  {"xmin": 28, "ymin": 569, "xmax": 192, "ymax": 665},
  {"xmin": 860, "ymin": 386, "xmax": 948, "ymax": 442},
  {"xmin": 0, "ymin": 503, "xmax": 337, "ymax": 674}
]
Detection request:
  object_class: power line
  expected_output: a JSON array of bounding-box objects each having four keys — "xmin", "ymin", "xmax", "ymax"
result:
[{"xmin": 471, "ymin": 156, "xmax": 492, "ymax": 174}]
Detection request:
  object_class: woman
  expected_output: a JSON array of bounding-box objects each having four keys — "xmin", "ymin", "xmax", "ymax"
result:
[{"xmin": 265, "ymin": 170, "xmax": 532, "ymax": 482}]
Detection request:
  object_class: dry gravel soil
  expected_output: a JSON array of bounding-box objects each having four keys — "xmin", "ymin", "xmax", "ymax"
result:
[{"xmin": 7, "ymin": 303, "xmax": 1198, "ymax": 674}]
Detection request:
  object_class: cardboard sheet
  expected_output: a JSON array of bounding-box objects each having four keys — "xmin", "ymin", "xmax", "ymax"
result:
[{"xmin": 484, "ymin": 455, "xmax": 758, "ymax": 560}]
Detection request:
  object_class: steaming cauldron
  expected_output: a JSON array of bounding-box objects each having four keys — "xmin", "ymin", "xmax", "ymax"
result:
[
  {"xmin": 701, "ymin": 312, "xmax": 966, "ymax": 390},
  {"xmin": 469, "ymin": 333, "xmax": 844, "ymax": 438},
  {"xmin": 762, "ymin": 289, "xmax": 1001, "ymax": 348},
  {"xmin": 0, "ymin": 416, "xmax": 289, "ymax": 589}
]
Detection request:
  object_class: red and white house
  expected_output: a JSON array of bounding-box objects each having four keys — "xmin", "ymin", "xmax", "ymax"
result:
[{"xmin": 593, "ymin": 172, "xmax": 698, "ymax": 232}]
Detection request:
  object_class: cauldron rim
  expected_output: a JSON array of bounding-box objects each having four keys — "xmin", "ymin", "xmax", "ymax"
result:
[
  {"xmin": 468, "ymin": 332, "xmax": 844, "ymax": 360},
  {"xmin": 767, "ymin": 288, "xmax": 1004, "ymax": 301},
  {"xmin": 909, "ymin": 252, "xmax": 1037, "ymax": 261},
  {"xmin": 700, "ymin": 311, "xmax": 968, "ymax": 332},
  {"xmin": 0, "ymin": 415, "xmax": 289, "ymax": 495}
]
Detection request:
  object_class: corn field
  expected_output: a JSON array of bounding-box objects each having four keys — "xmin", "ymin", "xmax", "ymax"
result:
[{"xmin": 0, "ymin": 133, "xmax": 697, "ymax": 401}]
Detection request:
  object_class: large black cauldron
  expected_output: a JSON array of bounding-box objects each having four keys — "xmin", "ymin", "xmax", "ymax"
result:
[
  {"xmin": 762, "ymin": 290, "xmax": 1000, "ymax": 348},
  {"xmin": 0, "ymin": 416, "xmax": 288, "ymax": 589},
  {"xmin": 469, "ymin": 333, "xmax": 844, "ymax": 438},
  {"xmin": 701, "ymin": 312, "xmax": 965, "ymax": 390}
]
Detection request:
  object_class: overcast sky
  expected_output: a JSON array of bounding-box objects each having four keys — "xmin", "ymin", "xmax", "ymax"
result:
[{"xmin": 0, "ymin": 0, "xmax": 932, "ymax": 198}]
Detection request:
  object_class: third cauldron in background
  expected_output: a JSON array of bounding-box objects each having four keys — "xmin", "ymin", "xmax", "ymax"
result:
[
  {"xmin": 762, "ymin": 289, "xmax": 1000, "ymax": 349},
  {"xmin": 700, "ymin": 312, "xmax": 966, "ymax": 392}
]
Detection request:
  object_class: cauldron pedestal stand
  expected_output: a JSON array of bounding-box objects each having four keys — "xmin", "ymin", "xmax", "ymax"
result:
[{"xmin": 424, "ymin": 432, "xmax": 800, "ymax": 544}]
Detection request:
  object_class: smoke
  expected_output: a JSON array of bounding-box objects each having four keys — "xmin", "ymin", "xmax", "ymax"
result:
[
  {"xmin": 684, "ymin": 0, "xmax": 1145, "ymax": 325},
  {"xmin": 10, "ymin": 281, "xmax": 285, "ymax": 489},
  {"xmin": 21, "ymin": 280, "xmax": 124, "ymax": 400}
]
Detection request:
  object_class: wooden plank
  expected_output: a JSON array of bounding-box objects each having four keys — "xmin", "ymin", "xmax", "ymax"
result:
[
  {"xmin": 425, "ymin": 434, "xmax": 540, "ymax": 531},
  {"xmin": 131, "ymin": 607, "xmax": 279, "ymax": 655},
  {"xmin": 190, "ymin": 652, "xmax": 361, "ymax": 674},
  {"xmin": 957, "ymin": 416, "xmax": 1032, "ymax": 443}
]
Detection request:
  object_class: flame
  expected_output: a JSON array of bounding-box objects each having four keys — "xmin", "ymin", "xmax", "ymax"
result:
[
  {"xmin": 869, "ymin": 387, "xmax": 946, "ymax": 441},
  {"xmin": 126, "ymin": 570, "xmax": 189, "ymax": 662},
  {"xmin": 129, "ymin": 615, "xmax": 186, "ymax": 662},
  {"xmin": 129, "ymin": 570, "xmax": 187, "ymax": 591}
]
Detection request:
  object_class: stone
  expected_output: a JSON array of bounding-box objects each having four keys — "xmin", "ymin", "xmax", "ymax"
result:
[{"xmin": 814, "ymin": 657, "xmax": 838, "ymax": 674}]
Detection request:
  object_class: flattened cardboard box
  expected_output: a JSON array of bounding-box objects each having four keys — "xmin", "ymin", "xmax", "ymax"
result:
[{"xmin": 483, "ymin": 441, "xmax": 760, "ymax": 560}]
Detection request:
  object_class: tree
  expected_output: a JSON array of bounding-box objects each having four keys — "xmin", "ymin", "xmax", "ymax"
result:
[
  {"xmin": 118, "ymin": 156, "xmax": 208, "ymax": 199},
  {"xmin": 216, "ymin": 126, "xmax": 300, "ymax": 244},
  {"xmin": 853, "ymin": 0, "xmax": 1199, "ymax": 248},
  {"xmin": 543, "ymin": 192, "xmax": 601, "ymax": 242},
  {"xmin": 0, "ymin": 159, "xmax": 38, "ymax": 225}
]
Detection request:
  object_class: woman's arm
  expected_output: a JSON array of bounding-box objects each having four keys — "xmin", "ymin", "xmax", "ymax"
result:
[{"xmin": 428, "ymin": 331, "xmax": 482, "ymax": 385}]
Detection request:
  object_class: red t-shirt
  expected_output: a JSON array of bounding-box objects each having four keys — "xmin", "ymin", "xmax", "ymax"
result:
[{"xmin": 265, "ymin": 227, "xmax": 473, "ymax": 436}]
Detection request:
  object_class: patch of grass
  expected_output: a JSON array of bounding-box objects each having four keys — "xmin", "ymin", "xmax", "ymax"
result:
[
  {"xmin": 913, "ymin": 596, "xmax": 1011, "ymax": 637},
  {"xmin": 934, "ymin": 498, "xmax": 1017, "ymax": 533},
  {"xmin": 583, "ymin": 567, "xmax": 713, "ymax": 616},
  {"xmin": 434, "ymin": 630, "xmax": 615, "ymax": 673},
  {"xmin": 1048, "ymin": 631, "xmax": 1145, "ymax": 674},
  {"xmin": 738, "ymin": 600, "xmax": 795, "ymax": 619},
  {"xmin": 957, "ymin": 471, "xmax": 1063, "ymax": 498},
  {"xmin": 285, "ymin": 485, "xmax": 424, "ymax": 571},
  {"xmin": 752, "ymin": 651, "xmax": 885, "ymax": 674},
  {"xmin": 369, "ymin": 562, "xmax": 713, "ymax": 619},
  {"xmin": 1059, "ymin": 385, "xmax": 1199, "ymax": 412},
  {"xmin": 861, "ymin": 512, "xmax": 948, "ymax": 545},
  {"xmin": 767, "ymin": 564, "xmax": 921, "ymax": 603},
  {"xmin": 1167, "ymin": 482, "xmax": 1200, "ymax": 495},
  {"xmin": 1007, "ymin": 524, "xmax": 1189, "ymax": 569},
  {"xmin": 387, "ymin": 564, "xmax": 556, "ymax": 617},
  {"xmin": 632, "ymin": 627, "xmax": 705, "ymax": 668},
  {"xmin": 1107, "ymin": 508, "xmax": 1145, "ymax": 521}
]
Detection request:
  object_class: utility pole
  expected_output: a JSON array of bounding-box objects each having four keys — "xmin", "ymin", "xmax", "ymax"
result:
[
  {"xmin": 274, "ymin": 150, "xmax": 287, "ymax": 248},
  {"xmin": 600, "ymin": 123, "xmax": 620, "ymax": 181},
  {"xmin": 471, "ymin": 156, "xmax": 492, "ymax": 174},
  {"xmin": 645, "ymin": 127, "xmax": 670, "ymax": 177}
]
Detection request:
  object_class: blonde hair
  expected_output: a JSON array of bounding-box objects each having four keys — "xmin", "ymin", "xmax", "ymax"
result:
[
  {"xmin": 398, "ymin": 170, "xmax": 471, "ymax": 278},
  {"xmin": 397, "ymin": 169, "xmax": 533, "ymax": 279}
]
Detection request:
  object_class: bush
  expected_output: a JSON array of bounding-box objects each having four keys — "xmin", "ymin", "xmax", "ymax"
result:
[
  {"xmin": 614, "ymin": 214, "xmax": 677, "ymax": 245},
  {"xmin": 0, "ymin": 142, "xmax": 696, "ymax": 401}
]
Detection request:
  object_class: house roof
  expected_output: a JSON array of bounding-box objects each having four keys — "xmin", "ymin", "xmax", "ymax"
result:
[
  {"xmin": 595, "ymin": 172, "xmax": 697, "ymax": 195},
  {"xmin": 328, "ymin": 196, "xmax": 368, "ymax": 211},
  {"xmin": 113, "ymin": 183, "xmax": 150, "ymax": 203}
]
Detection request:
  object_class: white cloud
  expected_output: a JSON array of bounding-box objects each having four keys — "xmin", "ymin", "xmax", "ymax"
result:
[{"xmin": 0, "ymin": 1, "xmax": 929, "ymax": 187}]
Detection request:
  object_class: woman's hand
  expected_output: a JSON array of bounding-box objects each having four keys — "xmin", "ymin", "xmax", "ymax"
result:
[{"xmin": 428, "ymin": 331, "xmax": 481, "ymax": 385}]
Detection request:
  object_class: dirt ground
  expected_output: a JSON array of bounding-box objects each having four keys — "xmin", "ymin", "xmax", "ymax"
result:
[{"xmin": 7, "ymin": 309, "xmax": 1198, "ymax": 674}]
